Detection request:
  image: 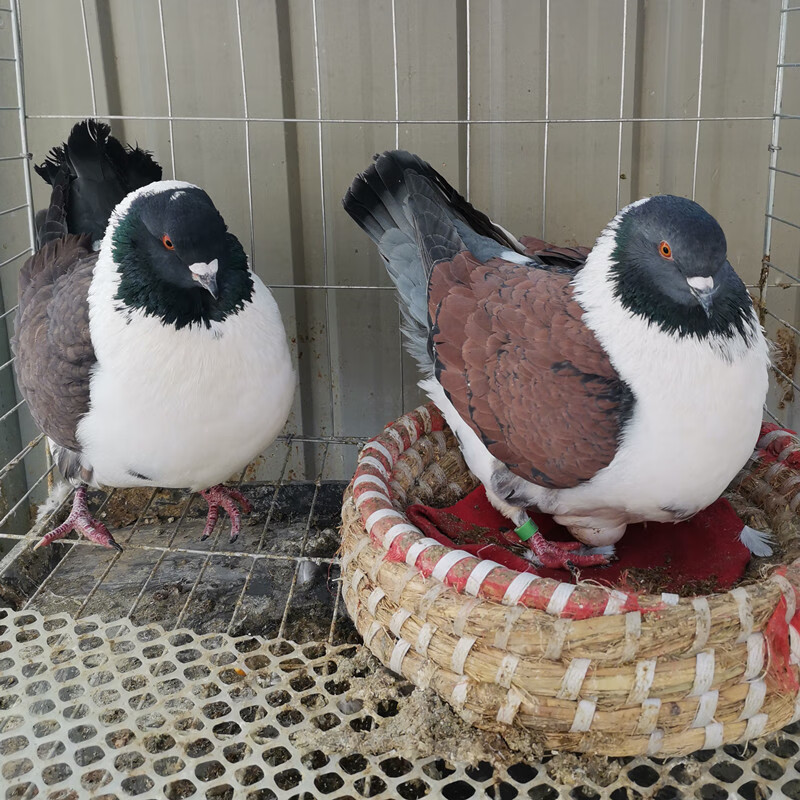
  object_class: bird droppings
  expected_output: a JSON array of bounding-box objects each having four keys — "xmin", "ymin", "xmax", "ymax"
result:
[
  {"xmin": 100, "ymin": 486, "xmax": 182, "ymax": 528},
  {"xmin": 289, "ymin": 644, "xmax": 549, "ymax": 769},
  {"xmin": 543, "ymin": 752, "xmax": 623, "ymax": 787},
  {"xmin": 287, "ymin": 643, "xmax": 646, "ymax": 790},
  {"xmin": 1, "ymin": 445, "xmax": 796, "ymax": 791},
  {"xmin": 7, "ymin": 433, "xmax": 797, "ymax": 630},
  {"xmin": 2, "ymin": 607, "xmax": 791, "ymax": 799}
]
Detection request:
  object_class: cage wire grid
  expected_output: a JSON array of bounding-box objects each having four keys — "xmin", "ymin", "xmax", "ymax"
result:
[{"xmin": 1, "ymin": 0, "xmax": 800, "ymax": 798}]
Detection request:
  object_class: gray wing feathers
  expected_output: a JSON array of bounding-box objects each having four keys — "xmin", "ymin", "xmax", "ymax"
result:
[
  {"xmin": 379, "ymin": 189, "xmax": 465, "ymax": 376},
  {"xmin": 49, "ymin": 439, "xmax": 92, "ymax": 486},
  {"xmin": 408, "ymin": 184, "xmax": 464, "ymax": 268},
  {"xmin": 343, "ymin": 152, "xmax": 473, "ymax": 376},
  {"xmin": 452, "ymin": 219, "xmax": 524, "ymax": 264},
  {"xmin": 381, "ymin": 225, "xmax": 437, "ymax": 375},
  {"xmin": 380, "ymin": 229, "xmax": 427, "ymax": 324},
  {"xmin": 37, "ymin": 165, "xmax": 71, "ymax": 248},
  {"xmin": 13, "ymin": 237, "xmax": 97, "ymax": 482}
]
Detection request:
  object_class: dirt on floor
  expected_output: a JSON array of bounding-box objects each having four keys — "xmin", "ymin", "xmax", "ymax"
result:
[{"xmin": 290, "ymin": 644, "xmax": 635, "ymax": 787}]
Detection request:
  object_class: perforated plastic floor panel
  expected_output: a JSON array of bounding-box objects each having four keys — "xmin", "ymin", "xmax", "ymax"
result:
[{"xmin": 2, "ymin": 607, "xmax": 800, "ymax": 800}]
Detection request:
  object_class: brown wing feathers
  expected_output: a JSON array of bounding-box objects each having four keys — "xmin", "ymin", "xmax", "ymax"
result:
[
  {"xmin": 429, "ymin": 249, "xmax": 632, "ymax": 490},
  {"xmin": 519, "ymin": 235, "xmax": 590, "ymax": 269},
  {"xmin": 343, "ymin": 150, "xmax": 632, "ymax": 490}
]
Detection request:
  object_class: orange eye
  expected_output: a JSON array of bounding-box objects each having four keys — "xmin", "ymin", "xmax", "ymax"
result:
[
  {"xmin": 659, "ymin": 240, "xmax": 672, "ymax": 259},
  {"xmin": 162, "ymin": 235, "xmax": 174, "ymax": 250}
]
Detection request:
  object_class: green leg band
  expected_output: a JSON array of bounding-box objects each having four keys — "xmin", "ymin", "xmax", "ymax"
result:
[{"xmin": 514, "ymin": 519, "xmax": 539, "ymax": 542}]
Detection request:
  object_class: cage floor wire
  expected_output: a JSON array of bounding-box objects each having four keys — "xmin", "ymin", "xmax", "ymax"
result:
[{"xmin": 0, "ymin": 438, "xmax": 357, "ymax": 643}]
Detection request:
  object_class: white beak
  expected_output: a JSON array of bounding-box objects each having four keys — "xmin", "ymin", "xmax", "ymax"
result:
[
  {"xmin": 686, "ymin": 275, "xmax": 714, "ymax": 292},
  {"xmin": 189, "ymin": 259, "xmax": 219, "ymax": 299},
  {"xmin": 686, "ymin": 275, "xmax": 716, "ymax": 317}
]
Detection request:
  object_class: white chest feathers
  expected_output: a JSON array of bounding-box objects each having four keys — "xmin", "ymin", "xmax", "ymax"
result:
[
  {"xmin": 568, "ymin": 252, "xmax": 770, "ymax": 519},
  {"xmin": 79, "ymin": 256, "xmax": 295, "ymax": 491},
  {"xmin": 565, "ymin": 324, "xmax": 769, "ymax": 519}
]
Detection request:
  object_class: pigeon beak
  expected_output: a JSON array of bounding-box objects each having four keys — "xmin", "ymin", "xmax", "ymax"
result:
[
  {"xmin": 686, "ymin": 275, "xmax": 716, "ymax": 318},
  {"xmin": 189, "ymin": 259, "xmax": 219, "ymax": 299}
]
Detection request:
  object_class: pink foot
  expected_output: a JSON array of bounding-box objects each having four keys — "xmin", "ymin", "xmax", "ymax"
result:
[
  {"xmin": 529, "ymin": 532, "xmax": 611, "ymax": 570},
  {"xmin": 34, "ymin": 486, "xmax": 121, "ymax": 551},
  {"xmin": 199, "ymin": 485, "xmax": 252, "ymax": 542}
]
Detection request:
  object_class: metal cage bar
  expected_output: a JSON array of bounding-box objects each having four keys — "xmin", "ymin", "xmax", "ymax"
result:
[
  {"xmin": 234, "ymin": 0, "xmax": 256, "ymax": 264},
  {"xmin": 391, "ymin": 0, "xmax": 406, "ymax": 415},
  {"xmin": 156, "ymin": 0, "xmax": 177, "ymax": 178},
  {"xmin": 761, "ymin": 0, "xmax": 791, "ymax": 318},
  {"xmin": 9, "ymin": 0, "xmax": 35, "ymax": 254},
  {"xmin": 310, "ymin": 0, "xmax": 337, "ymax": 440},
  {"xmin": 615, "ymin": 0, "xmax": 629, "ymax": 213},
  {"xmin": 78, "ymin": 0, "xmax": 97, "ymax": 117},
  {"xmin": 24, "ymin": 112, "xmax": 773, "ymax": 123},
  {"xmin": 690, "ymin": 0, "xmax": 707, "ymax": 201},
  {"xmin": 541, "ymin": 0, "xmax": 551, "ymax": 238}
]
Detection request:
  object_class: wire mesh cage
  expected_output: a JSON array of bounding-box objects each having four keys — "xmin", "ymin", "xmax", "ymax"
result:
[{"xmin": 2, "ymin": 0, "xmax": 800, "ymax": 798}]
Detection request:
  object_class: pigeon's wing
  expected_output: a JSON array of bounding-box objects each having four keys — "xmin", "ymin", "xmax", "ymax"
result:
[
  {"xmin": 429, "ymin": 251, "xmax": 634, "ymax": 489},
  {"xmin": 13, "ymin": 235, "xmax": 98, "ymax": 454},
  {"xmin": 518, "ymin": 235, "xmax": 591, "ymax": 270}
]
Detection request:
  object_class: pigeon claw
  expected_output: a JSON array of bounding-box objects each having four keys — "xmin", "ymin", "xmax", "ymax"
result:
[
  {"xmin": 33, "ymin": 486, "xmax": 122, "ymax": 551},
  {"xmin": 529, "ymin": 532, "xmax": 611, "ymax": 570},
  {"xmin": 199, "ymin": 485, "xmax": 252, "ymax": 542}
]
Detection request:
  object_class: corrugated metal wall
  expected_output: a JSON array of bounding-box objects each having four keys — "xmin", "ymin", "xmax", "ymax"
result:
[{"xmin": 0, "ymin": 0, "xmax": 792, "ymax": 495}]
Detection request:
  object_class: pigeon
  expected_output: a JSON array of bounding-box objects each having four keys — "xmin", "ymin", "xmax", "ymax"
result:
[
  {"xmin": 343, "ymin": 150, "xmax": 770, "ymax": 569},
  {"xmin": 13, "ymin": 119, "xmax": 295, "ymax": 551}
]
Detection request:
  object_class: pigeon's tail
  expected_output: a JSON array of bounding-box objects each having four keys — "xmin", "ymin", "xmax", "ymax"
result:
[
  {"xmin": 343, "ymin": 150, "xmax": 524, "ymax": 375},
  {"xmin": 34, "ymin": 118, "xmax": 162, "ymax": 244}
]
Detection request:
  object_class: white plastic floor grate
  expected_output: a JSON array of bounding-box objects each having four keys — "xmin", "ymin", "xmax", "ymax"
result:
[{"xmin": 2, "ymin": 608, "xmax": 800, "ymax": 800}]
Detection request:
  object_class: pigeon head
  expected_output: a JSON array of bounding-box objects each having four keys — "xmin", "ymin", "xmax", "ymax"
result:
[
  {"xmin": 607, "ymin": 195, "xmax": 753, "ymax": 340},
  {"xmin": 107, "ymin": 181, "xmax": 253, "ymax": 329}
]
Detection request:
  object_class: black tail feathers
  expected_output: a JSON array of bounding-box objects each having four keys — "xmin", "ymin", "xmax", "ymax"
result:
[
  {"xmin": 34, "ymin": 119, "xmax": 162, "ymax": 244},
  {"xmin": 343, "ymin": 150, "xmax": 519, "ymax": 254}
]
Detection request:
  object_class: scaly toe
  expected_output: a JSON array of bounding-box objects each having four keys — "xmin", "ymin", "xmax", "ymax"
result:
[
  {"xmin": 199, "ymin": 485, "xmax": 251, "ymax": 542},
  {"xmin": 227, "ymin": 488, "xmax": 252, "ymax": 514},
  {"xmin": 550, "ymin": 541, "xmax": 585, "ymax": 552},
  {"xmin": 227, "ymin": 506, "xmax": 243, "ymax": 543},
  {"xmin": 33, "ymin": 487, "xmax": 121, "ymax": 551},
  {"xmin": 84, "ymin": 523, "xmax": 121, "ymax": 550},
  {"xmin": 80, "ymin": 517, "xmax": 120, "ymax": 550},
  {"xmin": 530, "ymin": 532, "xmax": 612, "ymax": 570}
]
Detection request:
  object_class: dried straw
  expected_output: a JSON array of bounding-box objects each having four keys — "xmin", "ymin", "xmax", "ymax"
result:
[{"xmin": 340, "ymin": 403, "xmax": 800, "ymax": 756}]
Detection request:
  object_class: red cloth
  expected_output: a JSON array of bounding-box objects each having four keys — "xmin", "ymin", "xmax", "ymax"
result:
[{"xmin": 406, "ymin": 485, "xmax": 751, "ymax": 592}]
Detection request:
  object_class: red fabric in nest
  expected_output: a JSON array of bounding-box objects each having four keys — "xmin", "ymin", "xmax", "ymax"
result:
[{"xmin": 406, "ymin": 485, "xmax": 751, "ymax": 591}]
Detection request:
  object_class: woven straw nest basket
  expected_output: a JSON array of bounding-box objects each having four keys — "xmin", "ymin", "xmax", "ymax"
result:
[{"xmin": 340, "ymin": 402, "xmax": 800, "ymax": 757}]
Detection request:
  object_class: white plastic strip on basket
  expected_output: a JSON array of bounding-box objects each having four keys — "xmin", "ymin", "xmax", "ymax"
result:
[{"xmin": 2, "ymin": 609, "xmax": 800, "ymax": 800}]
